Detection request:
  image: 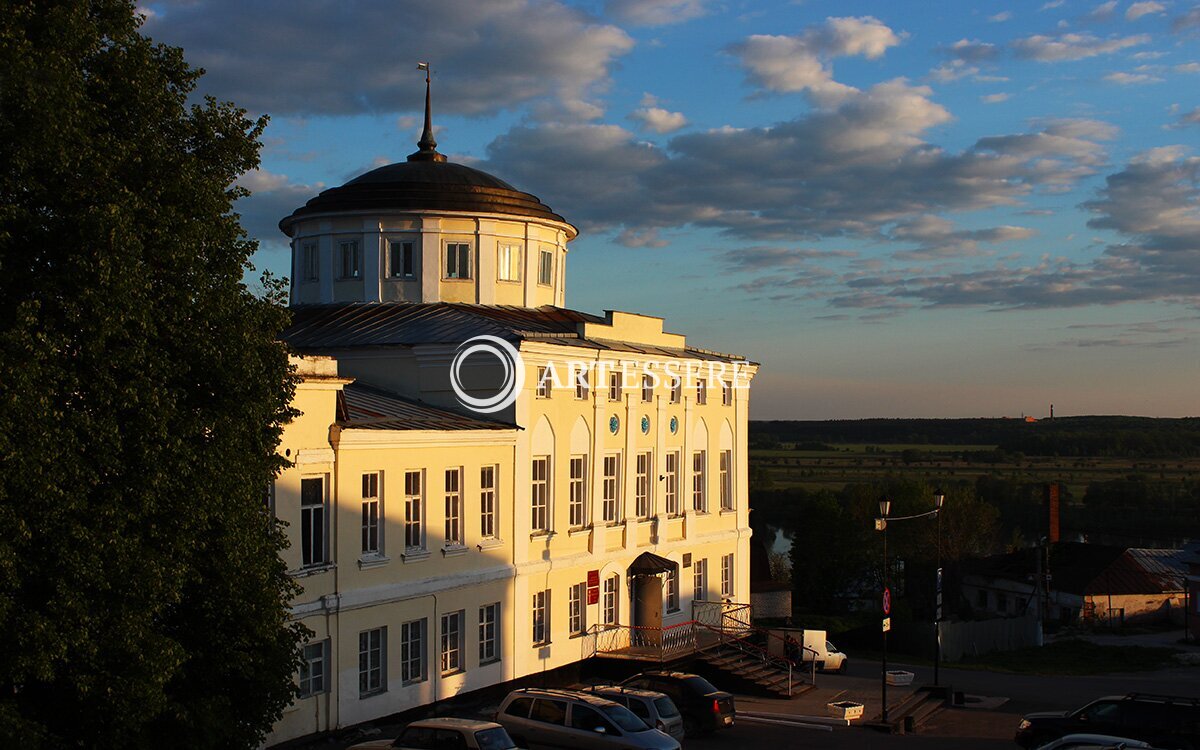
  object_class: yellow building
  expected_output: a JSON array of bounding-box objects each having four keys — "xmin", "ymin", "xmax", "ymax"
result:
[{"xmin": 267, "ymin": 90, "xmax": 758, "ymax": 745}]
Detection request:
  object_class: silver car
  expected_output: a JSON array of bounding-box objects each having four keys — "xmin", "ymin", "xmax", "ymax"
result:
[
  {"xmin": 584, "ymin": 685, "xmax": 685, "ymax": 741},
  {"xmin": 348, "ymin": 717, "xmax": 517, "ymax": 750},
  {"xmin": 496, "ymin": 688, "xmax": 680, "ymax": 750}
]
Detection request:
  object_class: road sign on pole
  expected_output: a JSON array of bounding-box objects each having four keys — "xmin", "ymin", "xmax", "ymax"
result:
[
  {"xmin": 882, "ymin": 617, "xmax": 891, "ymax": 632},
  {"xmin": 882, "ymin": 587, "xmax": 892, "ymax": 616}
]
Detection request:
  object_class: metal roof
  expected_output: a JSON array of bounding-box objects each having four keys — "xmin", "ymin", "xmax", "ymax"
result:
[
  {"xmin": 279, "ymin": 159, "xmax": 572, "ymax": 235},
  {"xmin": 337, "ymin": 382, "xmax": 515, "ymax": 431},
  {"xmin": 965, "ymin": 542, "xmax": 1185, "ymax": 596},
  {"xmin": 282, "ymin": 302, "xmax": 748, "ymax": 362}
]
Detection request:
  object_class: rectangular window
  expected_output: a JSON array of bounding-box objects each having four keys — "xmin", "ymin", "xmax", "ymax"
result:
[
  {"xmin": 299, "ymin": 640, "xmax": 329, "ymax": 698},
  {"xmin": 538, "ymin": 249, "xmax": 553, "ymax": 285},
  {"xmin": 692, "ymin": 451, "xmax": 707, "ymax": 512},
  {"xmin": 404, "ymin": 470, "xmax": 423, "ymax": 551},
  {"xmin": 670, "ymin": 376, "xmax": 681, "ymax": 404},
  {"xmin": 445, "ymin": 242, "xmax": 472, "ymax": 279},
  {"xmin": 301, "ymin": 477, "xmax": 327, "ymax": 567},
  {"xmin": 358, "ymin": 627, "xmax": 386, "ymax": 697},
  {"xmin": 498, "ymin": 242, "xmax": 522, "ymax": 281},
  {"xmin": 480, "ymin": 465, "xmax": 497, "ymax": 539},
  {"xmin": 608, "ymin": 370, "xmax": 622, "ymax": 401},
  {"xmin": 666, "ymin": 567, "xmax": 679, "ymax": 612},
  {"xmin": 635, "ymin": 451, "xmax": 652, "ymax": 520},
  {"xmin": 603, "ymin": 575, "xmax": 619, "ymax": 626},
  {"xmin": 440, "ymin": 611, "xmax": 464, "ymax": 674},
  {"xmin": 722, "ymin": 379, "xmax": 733, "ymax": 406},
  {"xmin": 400, "ymin": 619, "xmax": 426, "ymax": 684},
  {"xmin": 719, "ymin": 450, "xmax": 733, "ymax": 511},
  {"xmin": 339, "ymin": 239, "xmax": 360, "ymax": 279},
  {"xmin": 694, "ymin": 558, "xmax": 707, "ymax": 602},
  {"xmin": 532, "ymin": 590, "xmax": 550, "ymax": 645},
  {"xmin": 569, "ymin": 456, "xmax": 587, "ymax": 528},
  {"xmin": 302, "ymin": 242, "xmax": 319, "ymax": 281},
  {"xmin": 531, "ymin": 456, "xmax": 550, "ymax": 532},
  {"xmin": 536, "ymin": 366, "xmax": 551, "ymax": 398},
  {"xmin": 664, "ymin": 452, "xmax": 680, "ymax": 517},
  {"xmin": 444, "ymin": 468, "xmax": 463, "ymax": 547},
  {"xmin": 641, "ymin": 373, "xmax": 654, "ymax": 403},
  {"xmin": 361, "ymin": 471, "xmax": 381, "ymax": 555},
  {"xmin": 479, "ymin": 603, "xmax": 500, "ymax": 664},
  {"xmin": 721, "ymin": 553, "xmax": 734, "ymax": 597},
  {"xmin": 602, "ymin": 454, "xmax": 620, "ymax": 523},
  {"xmin": 574, "ymin": 368, "xmax": 589, "ymax": 400},
  {"xmin": 569, "ymin": 583, "xmax": 586, "ymax": 635},
  {"xmin": 389, "ymin": 239, "xmax": 415, "ymax": 278},
  {"xmin": 696, "ymin": 379, "xmax": 707, "ymax": 405}
]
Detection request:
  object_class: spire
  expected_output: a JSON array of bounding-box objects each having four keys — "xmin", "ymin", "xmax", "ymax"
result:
[{"xmin": 408, "ymin": 62, "xmax": 446, "ymax": 163}]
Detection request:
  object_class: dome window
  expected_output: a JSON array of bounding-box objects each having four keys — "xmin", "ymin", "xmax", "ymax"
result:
[
  {"xmin": 445, "ymin": 242, "xmax": 472, "ymax": 280},
  {"xmin": 338, "ymin": 240, "xmax": 361, "ymax": 279},
  {"xmin": 389, "ymin": 239, "xmax": 415, "ymax": 279}
]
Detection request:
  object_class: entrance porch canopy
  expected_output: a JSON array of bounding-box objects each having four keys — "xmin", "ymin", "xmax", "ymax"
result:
[{"xmin": 628, "ymin": 551, "xmax": 675, "ymax": 577}]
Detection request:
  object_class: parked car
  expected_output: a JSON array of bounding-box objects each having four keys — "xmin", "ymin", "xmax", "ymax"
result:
[
  {"xmin": 495, "ymin": 687, "xmax": 680, "ymax": 750},
  {"xmin": 1016, "ymin": 694, "xmax": 1200, "ymax": 749},
  {"xmin": 348, "ymin": 717, "xmax": 517, "ymax": 750},
  {"xmin": 619, "ymin": 670, "xmax": 735, "ymax": 736},
  {"xmin": 584, "ymin": 685, "xmax": 685, "ymax": 741},
  {"xmin": 820, "ymin": 641, "xmax": 848, "ymax": 673},
  {"xmin": 1034, "ymin": 734, "xmax": 1154, "ymax": 750}
]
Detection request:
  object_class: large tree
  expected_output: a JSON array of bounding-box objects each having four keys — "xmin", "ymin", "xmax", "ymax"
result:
[{"xmin": 0, "ymin": 2, "xmax": 303, "ymax": 746}]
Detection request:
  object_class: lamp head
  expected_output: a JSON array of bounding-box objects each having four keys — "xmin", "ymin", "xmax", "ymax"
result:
[
  {"xmin": 934, "ymin": 488, "xmax": 945, "ymax": 510},
  {"xmin": 878, "ymin": 498, "xmax": 891, "ymax": 517}
]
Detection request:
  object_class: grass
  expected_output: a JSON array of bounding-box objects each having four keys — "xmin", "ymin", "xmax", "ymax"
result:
[{"xmin": 956, "ymin": 638, "xmax": 1181, "ymax": 676}]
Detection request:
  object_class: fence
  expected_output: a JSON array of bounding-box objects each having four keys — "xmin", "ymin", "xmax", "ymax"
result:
[{"xmin": 891, "ymin": 613, "xmax": 1041, "ymax": 662}]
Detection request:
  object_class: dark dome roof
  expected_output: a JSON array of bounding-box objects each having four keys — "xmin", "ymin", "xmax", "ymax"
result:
[{"xmin": 279, "ymin": 159, "xmax": 572, "ymax": 234}]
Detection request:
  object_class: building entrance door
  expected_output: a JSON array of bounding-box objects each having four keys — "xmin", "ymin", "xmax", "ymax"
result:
[{"xmin": 634, "ymin": 575, "xmax": 662, "ymax": 646}]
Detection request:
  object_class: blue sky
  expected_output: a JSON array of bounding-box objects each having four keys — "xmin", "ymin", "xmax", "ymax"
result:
[{"xmin": 141, "ymin": 0, "xmax": 1200, "ymax": 419}]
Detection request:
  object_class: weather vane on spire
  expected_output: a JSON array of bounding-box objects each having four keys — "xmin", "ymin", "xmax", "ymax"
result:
[{"xmin": 408, "ymin": 62, "xmax": 446, "ymax": 162}]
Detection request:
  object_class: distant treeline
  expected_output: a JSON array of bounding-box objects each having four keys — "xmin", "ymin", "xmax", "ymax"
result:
[{"xmin": 751, "ymin": 416, "xmax": 1200, "ymax": 458}]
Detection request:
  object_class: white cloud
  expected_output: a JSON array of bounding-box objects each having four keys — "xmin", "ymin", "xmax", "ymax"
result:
[
  {"xmin": 1171, "ymin": 106, "xmax": 1200, "ymax": 127},
  {"xmin": 929, "ymin": 61, "xmax": 979, "ymax": 82},
  {"xmin": 143, "ymin": 0, "xmax": 633, "ymax": 118},
  {"xmin": 1040, "ymin": 0, "xmax": 1066, "ymax": 9},
  {"xmin": 1126, "ymin": 1, "xmax": 1167, "ymax": 20},
  {"xmin": 630, "ymin": 104, "xmax": 689, "ymax": 133},
  {"xmin": 981, "ymin": 92, "xmax": 1011, "ymax": 103},
  {"xmin": 234, "ymin": 169, "xmax": 325, "ymax": 247},
  {"xmin": 941, "ymin": 38, "xmax": 1002, "ymax": 62},
  {"xmin": 1085, "ymin": 0, "xmax": 1119, "ymax": 22},
  {"xmin": 1013, "ymin": 32, "xmax": 1150, "ymax": 60},
  {"xmin": 728, "ymin": 16, "xmax": 903, "ymax": 104},
  {"xmin": 605, "ymin": 0, "xmax": 708, "ymax": 26},
  {"xmin": 989, "ymin": 11, "xmax": 1013, "ymax": 22},
  {"xmin": 1104, "ymin": 71, "xmax": 1164, "ymax": 83},
  {"xmin": 1172, "ymin": 7, "xmax": 1200, "ymax": 32},
  {"xmin": 1175, "ymin": 62, "xmax": 1200, "ymax": 72},
  {"xmin": 483, "ymin": 84, "xmax": 1115, "ymax": 255},
  {"xmin": 889, "ymin": 215, "xmax": 1035, "ymax": 258}
]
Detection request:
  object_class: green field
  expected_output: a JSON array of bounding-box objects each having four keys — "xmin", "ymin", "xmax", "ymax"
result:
[{"xmin": 751, "ymin": 442, "xmax": 1200, "ymax": 494}]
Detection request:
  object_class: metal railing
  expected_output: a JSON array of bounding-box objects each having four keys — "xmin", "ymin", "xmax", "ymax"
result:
[
  {"xmin": 692, "ymin": 620, "xmax": 796, "ymax": 697},
  {"xmin": 588, "ymin": 621, "xmax": 698, "ymax": 662}
]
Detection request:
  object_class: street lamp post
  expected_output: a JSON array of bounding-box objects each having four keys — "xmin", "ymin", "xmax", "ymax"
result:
[
  {"xmin": 933, "ymin": 488, "xmax": 945, "ymax": 688},
  {"xmin": 878, "ymin": 497, "xmax": 891, "ymax": 724}
]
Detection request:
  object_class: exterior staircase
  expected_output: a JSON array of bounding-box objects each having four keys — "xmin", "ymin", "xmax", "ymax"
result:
[{"xmin": 698, "ymin": 648, "xmax": 799, "ymax": 698}]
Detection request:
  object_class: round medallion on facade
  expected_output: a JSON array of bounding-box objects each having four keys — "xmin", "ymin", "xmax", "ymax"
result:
[
  {"xmin": 669, "ymin": 416, "xmax": 679, "ymax": 434},
  {"xmin": 609, "ymin": 415, "xmax": 620, "ymax": 435},
  {"xmin": 641, "ymin": 415, "xmax": 651, "ymax": 434}
]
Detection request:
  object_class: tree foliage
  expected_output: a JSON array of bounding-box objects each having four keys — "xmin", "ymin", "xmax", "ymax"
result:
[{"xmin": 0, "ymin": 2, "xmax": 303, "ymax": 746}]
